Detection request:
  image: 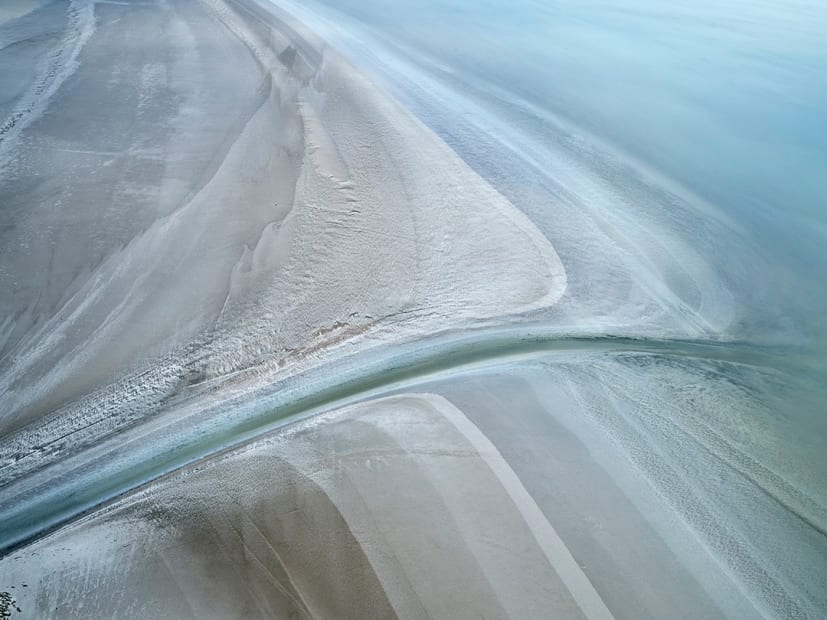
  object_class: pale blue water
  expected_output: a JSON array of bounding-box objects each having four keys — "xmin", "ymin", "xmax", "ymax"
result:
[{"xmin": 280, "ymin": 0, "xmax": 827, "ymax": 348}]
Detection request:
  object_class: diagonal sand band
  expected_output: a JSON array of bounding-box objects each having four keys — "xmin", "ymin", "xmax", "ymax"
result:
[
  {"xmin": 428, "ymin": 392, "xmax": 615, "ymax": 620},
  {"xmin": 0, "ymin": 392, "xmax": 612, "ymax": 619},
  {"xmin": 326, "ymin": 394, "xmax": 615, "ymax": 620}
]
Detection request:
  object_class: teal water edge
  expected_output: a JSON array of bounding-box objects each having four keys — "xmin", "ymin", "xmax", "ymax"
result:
[{"xmin": 0, "ymin": 326, "xmax": 793, "ymax": 555}]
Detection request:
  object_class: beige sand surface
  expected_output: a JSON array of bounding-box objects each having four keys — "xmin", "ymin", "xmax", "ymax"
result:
[
  {"xmin": 0, "ymin": 0, "xmax": 565, "ymax": 462},
  {"xmin": 0, "ymin": 394, "xmax": 608, "ymax": 619}
]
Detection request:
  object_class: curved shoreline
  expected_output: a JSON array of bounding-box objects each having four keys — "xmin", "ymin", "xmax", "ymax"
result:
[
  {"xmin": 0, "ymin": 323, "xmax": 806, "ymax": 556},
  {"xmin": 1, "ymin": 1, "xmax": 825, "ymax": 617}
]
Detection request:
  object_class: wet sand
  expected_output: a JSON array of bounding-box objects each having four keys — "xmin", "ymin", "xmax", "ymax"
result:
[
  {"xmin": 1, "ymin": 1, "xmax": 825, "ymax": 618},
  {"xmin": 0, "ymin": 0, "xmax": 563, "ymax": 440},
  {"xmin": 0, "ymin": 395, "xmax": 599, "ymax": 619}
]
